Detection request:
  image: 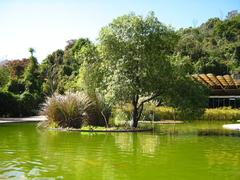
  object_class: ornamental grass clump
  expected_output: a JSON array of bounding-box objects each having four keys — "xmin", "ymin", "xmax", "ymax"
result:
[{"xmin": 41, "ymin": 92, "xmax": 94, "ymax": 128}]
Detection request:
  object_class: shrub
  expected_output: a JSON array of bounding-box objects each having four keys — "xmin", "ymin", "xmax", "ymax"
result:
[
  {"xmin": 202, "ymin": 107, "xmax": 240, "ymax": 121},
  {"xmin": 41, "ymin": 91, "xmax": 107, "ymax": 128},
  {"xmin": 19, "ymin": 91, "xmax": 41, "ymax": 116},
  {"xmin": 88, "ymin": 93, "xmax": 111, "ymax": 126},
  {"xmin": 0, "ymin": 90, "xmax": 42, "ymax": 117},
  {"xmin": 7, "ymin": 79, "xmax": 25, "ymax": 94},
  {"xmin": 0, "ymin": 91, "xmax": 20, "ymax": 117},
  {"xmin": 142, "ymin": 104, "xmax": 176, "ymax": 121},
  {"xmin": 109, "ymin": 104, "xmax": 132, "ymax": 126}
]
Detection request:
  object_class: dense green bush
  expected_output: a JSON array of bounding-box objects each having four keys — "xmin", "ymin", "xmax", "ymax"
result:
[
  {"xmin": 0, "ymin": 90, "xmax": 42, "ymax": 117},
  {"xmin": 7, "ymin": 79, "xmax": 25, "ymax": 94},
  {"xmin": 0, "ymin": 91, "xmax": 20, "ymax": 117},
  {"xmin": 19, "ymin": 91, "xmax": 41, "ymax": 116}
]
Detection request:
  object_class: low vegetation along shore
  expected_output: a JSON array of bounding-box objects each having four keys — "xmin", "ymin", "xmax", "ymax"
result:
[
  {"xmin": 140, "ymin": 105, "xmax": 240, "ymax": 121},
  {"xmin": 38, "ymin": 91, "xmax": 153, "ymax": 131},
  {"xmin": 38, "ymin": 91, "xmax": 240, "ymax": 131}
]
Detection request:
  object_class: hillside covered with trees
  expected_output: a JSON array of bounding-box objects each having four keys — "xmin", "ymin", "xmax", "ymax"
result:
[{"xmin": 175, "ymin": 14, "xmax": 240, "ymax": 75}]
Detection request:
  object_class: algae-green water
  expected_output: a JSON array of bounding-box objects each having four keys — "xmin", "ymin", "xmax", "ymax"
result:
[{"xmin": 1, "ymin": 122, "xmax": 240, "ymax": 180}]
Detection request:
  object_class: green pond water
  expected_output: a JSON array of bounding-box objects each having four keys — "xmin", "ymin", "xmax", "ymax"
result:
[{"xmin": 1, "ymin": 122, "xmax": 240, "ymax": 180}]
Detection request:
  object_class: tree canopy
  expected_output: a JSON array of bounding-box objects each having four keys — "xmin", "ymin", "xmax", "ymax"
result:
[{"xmin": 96, "ymin": 13, "xmax": 197, "ymax": 127}]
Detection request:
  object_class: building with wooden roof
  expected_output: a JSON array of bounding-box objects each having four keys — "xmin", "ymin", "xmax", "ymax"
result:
[{"xmin": 192, "ymin": 74, "xmax": 240, "ymax": 108}]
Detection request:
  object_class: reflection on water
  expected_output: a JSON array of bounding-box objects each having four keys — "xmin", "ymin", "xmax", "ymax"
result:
[
  {"xmin": 114, "ymin": 133, "xmax": 159, "ymax": 155},
  {"xmin": 0, "ymin": 122, "xmax": 240, "ymax": 179},
  {"xmin": 204, "ymin": 138, "xmax": 240, "ymax": 168}
]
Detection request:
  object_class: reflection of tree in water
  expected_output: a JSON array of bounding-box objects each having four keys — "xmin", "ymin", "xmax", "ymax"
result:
[
  {"xmin": 114, "ymin": 133, "xmax": 134, "ymax": 152},
  {"xmin": 114, "ymin": 133, "xmax": 159, "ymax": 155},
  {"xmin": 38, "ymin": 131, "xmax": 160, "ymax": 179},
  {"xmin": 139, "ymin": 134, "xmax": 159, "ymax": 155}
]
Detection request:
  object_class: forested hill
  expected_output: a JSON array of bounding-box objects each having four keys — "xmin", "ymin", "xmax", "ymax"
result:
[{"xmin": 175, "ymin": 14, "xmax": 240, "ymax": 75}]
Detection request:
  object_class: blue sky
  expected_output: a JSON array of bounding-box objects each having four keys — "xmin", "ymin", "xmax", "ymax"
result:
[{"xmin": 0, "ymin": 0, "xmax": 239, "ymax": 62}]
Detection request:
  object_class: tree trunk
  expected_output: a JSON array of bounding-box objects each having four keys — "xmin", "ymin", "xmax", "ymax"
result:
[
  {"xmin": 131, "ymin": 93, "xmax": 160, "ymax": 128},
  {"xmin": 132, "ymin": 95, "xmax": 139, "ymax": 128},
  {"xmin": 132, "ymin": 104, "xmax": 138, "ymax": 128}
]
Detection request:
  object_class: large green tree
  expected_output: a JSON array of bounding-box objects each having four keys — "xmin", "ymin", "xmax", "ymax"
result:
[{"xmin": 97, "ymin": 13, "xmax": 178, "ymax": 127}]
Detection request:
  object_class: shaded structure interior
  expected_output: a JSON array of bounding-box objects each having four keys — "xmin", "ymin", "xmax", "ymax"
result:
[{"xmin": 192, "ymin": 74, "xmax": 240, "ymax": 108}]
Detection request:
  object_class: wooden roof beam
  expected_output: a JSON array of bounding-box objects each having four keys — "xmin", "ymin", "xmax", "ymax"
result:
[
  {"xmin": 231, "ymin": 74, "xmax": 240, "ymax": 87},
  {"xmin": 206, "ymin": 73, "xmax": 222, "ymax": 88},
  {"xmin": 216, "ymin": 75, "xmax": 229, "ymax": 88},
  {"xmin": 192, "ymin": 74, "xmax": 209, "ymax": 86},
  {"xmin": 223, "ymin": 75, "xmax": 235, "ymax": 87},
  {"xmin": 199, "ymin": 74, "xmax": 215, "ymax": 87}
]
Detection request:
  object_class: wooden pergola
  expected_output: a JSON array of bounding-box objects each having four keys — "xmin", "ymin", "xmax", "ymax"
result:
[{"xmin": 192, "ymin": 74, "xmax": 240, "ymax": 108}]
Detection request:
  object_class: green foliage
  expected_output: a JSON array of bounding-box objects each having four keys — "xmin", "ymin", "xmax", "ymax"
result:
[
  {"xmin": 163, "ymin": 55, "xmax": 209, "ymax": 118},
  {"xmin": 176, "ymin": 14, "xmax": 240, "ymax": 75},
  {"xmin": 87, "ymin": 93, "xmax": 112, "ymax": 126},
  {"xmin": 40, "ymin": 38, "xmax": 97, "ymax": 94},
  {"xmin": 203, "ymin": 107, "xmax": 240, "ymax": 121},
  {"xmin": 0, "ymin": 91, "xmax": 20, "ymax": 117},
  {"xmin": 110, "ymin": 104, "xmax": 132, "ymax": 126},
  {"xmin": 29, "ymin": 47, "xmax": 35, "ymax": 57},
  {"xmin": 0, "ymin": 67, "xmax": 10, "ymax": 89},
  {"xmin": 24, "ymin": 56, "xmax": 41, "ymax": 93},
  {"xmin": 97, "ymin": 12, "xmax": 178, "ymax": 127},
  {"xmin": 40, "ymin": 49, "xmax": 64, "ymax": 95},
  {"xmin": 63, "ymin": 41, "xmax": 100, "ymax": 92},
  {"xmin": 7, "ymin": 79, "xmax": 25, "ymax": 94},
  {"xmin": 19, "ymin": 91, "xmax": 41, "ymax": 116},
  {"xmin": 142, "ymin": 105, "xmax": 175, "ymax": 121},
  {"xmin": 0, "ymin": 53, "xmax": 43, "ymax": 117},
  {"xmin": 0, "ymin": 90, "xmax": 41, "ymax": 117},
  {"xmin": 161, "ymin": 76, "xmax": 209, "ymax": 119}
]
